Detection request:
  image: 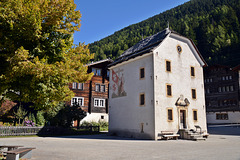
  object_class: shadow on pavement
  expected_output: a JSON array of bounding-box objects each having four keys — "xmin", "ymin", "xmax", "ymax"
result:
[
  {"xmin": 43, "ymin": 133, "xmax": 146, "ymax": 141},
  {"xmin": 208, "ymin": 124, "xmax": 240, "ymax": 136}
]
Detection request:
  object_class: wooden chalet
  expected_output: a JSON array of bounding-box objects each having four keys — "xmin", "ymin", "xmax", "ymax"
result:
[
  {"xmin": 68, "ymin": 59, "xmax": 113, "ymax": 126},
  {"xmin": 204, "ymin": 64, "xmax": 240, "ymax": 124}
]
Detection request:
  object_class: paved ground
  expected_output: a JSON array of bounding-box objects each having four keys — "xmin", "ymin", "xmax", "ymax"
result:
[{"xmin": 1, "ymin": 125, "xmax": 240, "ymax": 160}]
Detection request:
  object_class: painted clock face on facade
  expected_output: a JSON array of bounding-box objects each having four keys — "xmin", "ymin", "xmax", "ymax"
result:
[{"xmin": 177, "ymin": 45, "xmax": 182, "ymax": 54}]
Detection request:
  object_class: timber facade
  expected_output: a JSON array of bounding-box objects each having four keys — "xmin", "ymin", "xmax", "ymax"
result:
[
  {"xmin": 69, "ymin": 59, "xmax": 112, "ymax": 126},
  {"xmin": 205, "ymin": 65, "xmax": 240, "ymax": 124}
]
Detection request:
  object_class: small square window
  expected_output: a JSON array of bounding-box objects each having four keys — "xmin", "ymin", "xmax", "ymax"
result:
[
  {"xmin": 168, "ymin": 109, "xmax": 173, "ymax": 121},
  {"xmin": 226, "ymin": 86, "xmax": 229, "ymax": 92},
  {"xmin": 97, "ymin": 69, "xmax": 101, "ymax": 76},
  {"xmin": 216, "ymin": 113, "xmax": 228, "ymax": 120},
  {"xmin": 96, "ymin": 84, "xmax": 100, "ymax": 92},
  {"xmin": 140, "ymin": 68, "xmax": 145, "ymax": 79},
  {"xmin": 71, "ymin": 97, "xmax": 84, "ymax": 106},
  {"xmin": 191, "ymin": 67, "xmax": 195, "ymax": 77},
  {"xmin": 166, "ymin": 84, "xmax": 172, "ymax": 96},
  {"xmin": 78, "ymin": 83, "xmax": 84, "ymax": 90},
  {"xmin": 94, "ymin": 98, "xmax": 105, "ymax": 107},
  {"xmin": 72, "ymin": 82, "xmax": 77, "ymax": 89},
  {"xmin": 166, "ymin": 60, "xmax": 171, "ymax": 72},
  {"xmin": 100, "ymin": 85, "xmax": 105, "ymax": 92},
  {"xmin": 92, "ymin": 68, "xmax": 96, "ymax": 75},
  {"xmin": 192, "ymin": 89, "xmax": 196, "ymax": 99},
  {"xmin": 218, "ymin": 87, "xmax": 222, "ymax": 92},
  {"xmin": 99, "ymin": 99, "xmax": 105, "ymax": 107},
  {"xmin": 140, "ymin": 93, "xmax": 145, "ymax": 106},
  {"xmin": 222, "ymin": 86, "xmax": 226, "ymax": 92},
  {"xmin": 94, "ymin": 99, "xmax": 99, "ymax": 106},
  {"xmin": 193, "ymin": 110, "xmax": 198, "ymax": 121},
  {"xmin": 92, "ymin": 68, "xmax": 102, "ymax": 76}
]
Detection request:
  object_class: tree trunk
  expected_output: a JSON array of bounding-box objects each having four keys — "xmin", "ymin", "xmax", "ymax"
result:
[{"xmin": 77, "ymin": 119, "xmax": 80, "ymax": 129}]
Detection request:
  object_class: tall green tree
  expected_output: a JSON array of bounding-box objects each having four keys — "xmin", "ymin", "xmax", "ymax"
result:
[
  {"xmin": 0, "ymin": 0, "xmax": 94, "ymax": 110},
  {"xmin": 89, "ymin": 0, "xmax": 240, "ymax": 66}
]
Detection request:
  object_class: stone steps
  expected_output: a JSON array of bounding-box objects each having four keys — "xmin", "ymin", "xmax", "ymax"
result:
[{"xmin": 179, "ymin": 129, "xmax": 207, "ymax": 141}]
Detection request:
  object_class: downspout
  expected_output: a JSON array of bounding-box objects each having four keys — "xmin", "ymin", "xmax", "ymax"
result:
[{"xmin": 152, "ymin": 51, "xmax": 157, "ymax": 140}]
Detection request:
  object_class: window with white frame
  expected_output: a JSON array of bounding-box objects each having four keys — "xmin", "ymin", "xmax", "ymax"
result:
[
  {"xmin": 94, "ymin": 98, "xmax": 105, "ymax": 107},
  {"xmin": 95, "ymin": 84, "xmax": 105, "ymax": 92},
  {"xmin": 71, "ymin": 97, "xmax": 84, "ymax": 106},
  {"xmin": 96, "ymin": 84, "xmax": 100, "ymax": 92},
  {"xmin": 100, "ymin": 85, "xmax": 105, "ymax": 92},
  {"xmin": 78, "ymin": 83, "xmax": 84, "ymax": 90},
  {"xmin": 72, "ymin": 82, "xmax": 77, "ymax": 89}
]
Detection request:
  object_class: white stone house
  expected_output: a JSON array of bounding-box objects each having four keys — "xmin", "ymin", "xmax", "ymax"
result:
[{"xmin": 108, "ymin": 28, "xmax": 208, "ymax": 140}]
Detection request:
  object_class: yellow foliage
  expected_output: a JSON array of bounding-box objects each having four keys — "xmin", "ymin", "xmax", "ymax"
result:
[{"xmin": 0, "ymin": 0, "xmax": 94, "ymax": 110}]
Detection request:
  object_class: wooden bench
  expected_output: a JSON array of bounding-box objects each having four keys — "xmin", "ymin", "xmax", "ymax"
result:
[
  {"xmin": 4, "ymin": 147, "xmax": 36, "ymax": 160},
  {"xmin": 158, "ymin": 131, "xmax": 180, "ymax": 140},
  {"xmin": 0, "ymin": 146, "xmax": 24, "ymax": 151},
  {"xmin": 0, "ymin": 146, "xmax": 24, "ymax": 158}
]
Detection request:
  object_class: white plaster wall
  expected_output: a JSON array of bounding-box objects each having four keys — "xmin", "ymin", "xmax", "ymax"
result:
[
  {"xmin": 153, "ymin": 35, "xmax": 207, "ymax": 135},
  {"xmin": 109, "ymin": 54, "xmax": 155, "ymax": 139},
  {"xmin": 207, "ymin": 112, "xmax": 240, "ymax": 124},
  {"xmin": 80, "ymin": 113, "xmax": 108, "ymax": 123}
]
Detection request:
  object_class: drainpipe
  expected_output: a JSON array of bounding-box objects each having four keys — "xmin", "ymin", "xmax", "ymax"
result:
[{"xmin": 152, "ymin": 51, "xmax": 157, "ymax": 140}]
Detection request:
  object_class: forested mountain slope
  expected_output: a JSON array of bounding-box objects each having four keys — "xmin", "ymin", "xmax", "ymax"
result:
[{"xmin": 89, "ymin": 0, "xmax": 240, "ymax": 67}]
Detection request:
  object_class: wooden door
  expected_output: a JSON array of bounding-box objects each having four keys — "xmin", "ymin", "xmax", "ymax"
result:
[{"xmin": 180, "ymin": 110, "xmax": 186, "ymax": 129}]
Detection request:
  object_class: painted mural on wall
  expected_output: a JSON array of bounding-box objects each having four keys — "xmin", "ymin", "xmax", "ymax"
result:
[{"xmin": 111, "ymin": 69, "xmax": 127, "ymax": 98}]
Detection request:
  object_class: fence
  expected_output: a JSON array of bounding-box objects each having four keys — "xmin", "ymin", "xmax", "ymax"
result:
[
  {"xmin": 0, "ymin": 126, "xmax": 43, "ymax": 136},
  {"xmin": 0, "ymin": 126, "xmax": 100, "ymax": 136}
]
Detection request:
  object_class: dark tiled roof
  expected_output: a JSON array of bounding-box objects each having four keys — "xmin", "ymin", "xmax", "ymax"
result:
[
  {"xmin": 109, "ymin": 28, "xmax": 171, "ymax": 67},
  {"xmin": 120, "ymin": 28, "xmax": 170, "ymax": 57},
  {"xmin": 108, "ymin": 28, "xmax": 207, "ymax": 67}
]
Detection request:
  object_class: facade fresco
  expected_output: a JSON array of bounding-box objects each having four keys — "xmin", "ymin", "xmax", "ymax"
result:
[{"xmin": 111, "ymin": 69, "xmax": 127, "ymax": 98}]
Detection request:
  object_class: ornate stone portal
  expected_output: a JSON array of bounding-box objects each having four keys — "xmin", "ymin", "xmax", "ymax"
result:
[
  {"xmin": 175, "ymin": 94, "xmax": 190, "ymax": 107},
  {"xmin": 175, "ymin": 95, "xmax": 190, "ymax": 129}
]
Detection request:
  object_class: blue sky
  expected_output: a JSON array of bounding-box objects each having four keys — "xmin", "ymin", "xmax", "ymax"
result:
[{"xmin": 74, "ymin": 0, "xmax": 190, "ymax": 45}]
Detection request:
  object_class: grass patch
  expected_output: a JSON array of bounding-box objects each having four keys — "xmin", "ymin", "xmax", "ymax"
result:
[{"xmin": 0, "ymin": 135, "xmax": 39, "ymax": 138}]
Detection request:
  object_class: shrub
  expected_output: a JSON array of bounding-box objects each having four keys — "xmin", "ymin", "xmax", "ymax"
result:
[
  {"xmin": 24, "ymin": 120, "xmax": 35, "ymax": 127},
  {"xmin": 36, "ymin": 111, "xmax": 45, "ymax": 126},
  {"xmin": 80, "ymin": 120, "xmax": 108, "ymax": 131}
]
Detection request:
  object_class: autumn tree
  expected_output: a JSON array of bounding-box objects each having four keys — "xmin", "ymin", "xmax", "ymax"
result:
[{"xmin": 0, "ymin": 0, "xmax": 93, "ymax": 110}]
